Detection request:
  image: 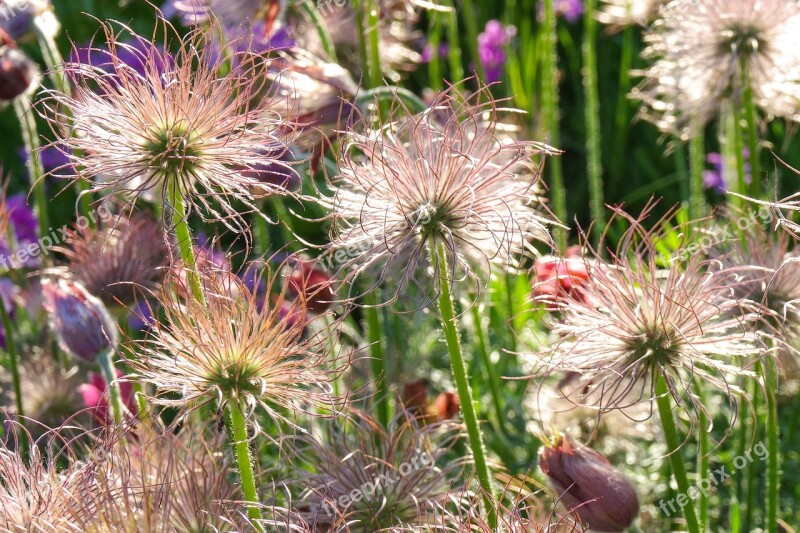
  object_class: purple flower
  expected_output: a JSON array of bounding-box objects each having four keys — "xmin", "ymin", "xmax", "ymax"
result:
[
  {"xmin": 70, "ymin": 37, "xmax": 168, "ymax": 82},
  {"xmin": 703, "ymin": 150, "xmax": 751, "ymax": 195},
  {"xmin": 421, "ymin": 42, "xmax": 449, "ymax": 63},
  {"xmin": 18, "ymin": 144, "xmax": 75, "ymax": 178},
  {"xmin": 477, "ymin": 20, "xmax": 516, "ymax": 83},
  {"xmin": 0, "ymin": 194, "xmax": 39, "ymax": 270},
  {"xmin": 537, "ymin": 0, "xmax": 585, "ymax": 23}
]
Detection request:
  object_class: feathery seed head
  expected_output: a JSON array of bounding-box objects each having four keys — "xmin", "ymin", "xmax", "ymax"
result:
[
  {"xmin": 294, "ymin": 412, "xmax": 464, "ymax": 531},
  {"xmin": 55, "ymin": 212, "xmax": 169, "ymax": 308},
  {"xmin": 41, "ymin": 19, "xmax": 299, "ymax": 232},
  {"xmin": 327, "ymin": 86, "xmax": 558, "ymax": 303},
  {"xmin": 133, "ymin": 260, "xmax": 344, "ymax": 423},
  {"xmin": 531, "ymin": 210, "xmax": 761, "ymax": 423},
  {"xmin": 633, "ymin": 0, "xmax": 800, "ymax": 136}
]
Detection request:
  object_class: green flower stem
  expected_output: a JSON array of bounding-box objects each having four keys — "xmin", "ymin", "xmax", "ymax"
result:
[
  {"xmin": 689, "ymin": 122, "xmax": 706, "ymax": 220},
  {"xmin": 611, "ymin": 24, "xmax": 634, "ymax": 181},
  {"xmin": 582, "ymin": 0, "xmax": 605, "ymax": 244},
  {"xmin": 31, "ymin": 16, "xmax": 94, "ymax": 221},
  {"xmin": 32, "ymin": 15, "xmax": 69, "ymax": 95},
  {"xmin": 693, "ymin": 382, "xmax": 709, "ymax": 530},
  {"xmin": 166, "ymin": 180, "xmax": 205, "ymax": 306},
  {"xmin": 227, "ymin": 400, "xmax": 264, "ymax": 530},
  {"xmin": 0, "ymin": 298, "xmax": 28, "ymax": 462},
  {"xmin": 301, "ymin": 0, "xmax": 338, "ymax": 63},
  {"xmin": 427, "ymin": 12, "xmax": 443, "ymax": 91},
  {"xmin": 365, "ymin": 290, "xmax": 390, "ymax": 430},
  {"xmin": 655, "ymin": 374, "xmax": 701, "ymax": 533},
  {"xmin": 431, "ymin": 243, "xmax": 496, "ymax": 529},
  {"xmin": 741, "ymin": 70, "xmax": 761, "ymax": 199},
  {"xmin": 444, "ymin": 0, "xmax": 464, "ymax": 83},
  {"xmin": 459, "ymin": 0, "xmax": 486, "ymax": 82},
  {"xmin": 354, "ymin": 0, "xmax": 382, "ymax": 91},
  {"xmin": 763, "ymin": 361, "xmax": 779, "ymax": 533},
  {"xmin": 13, "ymin": 98, "xmax": 49, "ymax": 254},
  {"xmin": 731, "ymin": 103, "xmax": 747, "ymax": 212},
  {"xmin": 253, "ymin": 212, "xmax": 270, "ymax": 256},
  {"xmin": 471, "ymin": 304, "xmax": 506, "ymax": 434},
  {"xmin": 541, "ymin": 0, "xmax": 566, "ymax": 250},
  {"xmin": 97, "ymin": 349, "xmax": 124, "ymax": 425}
]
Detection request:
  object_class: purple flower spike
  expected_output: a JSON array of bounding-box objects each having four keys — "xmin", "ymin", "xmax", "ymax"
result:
[{"xmin": 477, "ymin": 20, "xmax": 516, "ymax": 83}]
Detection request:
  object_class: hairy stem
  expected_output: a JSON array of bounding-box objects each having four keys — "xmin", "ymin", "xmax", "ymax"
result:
[
  {"xmin": 97, "ymin": 349, "xmax": 125, "ymax": 425},
  {"xmin": 166, "ymin": 180, "xmax": 205, "ymax": 305},
  {"xmin": 431, "ymin": 243, "xmax": 496, "ymax": 529},
  {"xmin": 227, "ymin": 400, "xmax": 264, "ymax": 529},
  {"xmin": 582, "ymin": 0, "xmax": 605, "ymax": 244},
  {"xmin": 655, "ymin": 373, "xmax": 700, "ymax": 533},
  {"xmin": 365, "ymin": 290, "xmax": 390, "ymax": 429},
  {"xmin": 541, "ymin": 0, "xmax": 566, "ymax": 249}
]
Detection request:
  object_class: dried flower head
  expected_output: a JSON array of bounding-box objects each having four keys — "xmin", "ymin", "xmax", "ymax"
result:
[
  {"xmin": 1, "ymin": 355, "xmax": 86, "ymax": 439},
  {"xmin": 632, "ymin": 0, "xmax": 800, "ymax": 136},
  {"xmin": 83, "ymin": 421, "xmax": 242, "ymax": 532},
  {"xmin": 293, "ymin": 412, "xmax": 463, "ymax": 531},
  {"xmin": 55, "ymin": 211, "xmax": 168, "ymax": 308},
  {"xmin": 327, "ymin": 87, "xmax": 557, "ymax": 303},
  {"xmin": 132, "ymin": 261, "xmax": 343, "ymax": 424},
  {"xmin": 717, "ymin": 223, "xmax": 800, "ymax": 379},
  {"xmin": 41, "ymin": 19, "xmax": 298, "ymax": 232},
  {"xmin": 597, "ymin": 0, "xmax": 664, "ymax": 29},
  {"xmin": 530, "ymin": 209, "xmax": 761, "ymax": 423},
  {"xmin": 0, "ymin": 432, "xmax": 98, "ymax": 531}
]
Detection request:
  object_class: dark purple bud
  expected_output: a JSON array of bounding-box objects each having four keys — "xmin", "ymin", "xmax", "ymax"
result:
[
  {"xmin": 0, "ymin": 44, "xmax": 38, "ymax": 101},
  {"xmin": 540, "ymin": 435, "xmax": 639, "ymax": 532},
  {"xmin": 42, "ymin": 279, "xmax": 117, "ymax": 362}
]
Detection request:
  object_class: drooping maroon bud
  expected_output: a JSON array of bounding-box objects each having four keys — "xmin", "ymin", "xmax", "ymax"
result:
[
  {"xmin": 540, "ymin": 434, "xmax": 639, "ymax": 532},
  {"xmin": 42, "ymin": 278, "xmax": 117, "ymax": 362},
  {"xmin": 287, "ymin": 260, "xmax": 335, "ymax": 313},
  {"xmin": 432, "ymin": 391, "xmax": 459, "ymax": 420},
  {"xmin": 532, "ymin": 246, "xmax": 591, "ymax": 310},
  {"xmin": 0, "ymin": 35, "xmax": 38, "ymax": 101}
]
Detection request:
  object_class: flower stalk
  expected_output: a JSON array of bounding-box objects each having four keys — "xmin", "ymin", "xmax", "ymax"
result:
[
  {"xmin": 655, "ymin": 373, "xmax": 701, "ymax": 533},
  {"xmin": 0, "ymin": 297, "xmax": 27, "ymax": 462},
  {"xmin": 431, "ymin": 242, "xmax": 496, "ymax": 529},
  {"xmin": 227, "ymin": 400, "xmax": 264, "ymax": 530}
]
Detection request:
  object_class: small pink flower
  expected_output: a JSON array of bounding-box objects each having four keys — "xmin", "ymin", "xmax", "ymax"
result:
[{"xmin": 79, "ymin": 370, "xmax": 136, "ymax": 424}]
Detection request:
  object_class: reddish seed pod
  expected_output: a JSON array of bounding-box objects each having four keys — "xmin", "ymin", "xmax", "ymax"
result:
[
  {"xmin": 540, "ymin": 435, "xmax": 640, "ymax": 532},
  {"xmin": 0, "ymin": 45, "xmax": 37, "ymax": 101}
]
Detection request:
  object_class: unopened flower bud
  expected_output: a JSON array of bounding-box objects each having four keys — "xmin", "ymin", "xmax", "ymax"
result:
[
  {"xmin": 0, "ymin": 37, "xmax": 38, "ymax": 102},
  {"xmin": 540, "ymin": 434, "xmax": 639, "ymax": 532},
  {"xmin": 42, "ymin": 278, "xmax": 117, "ymax": 362},
  {"xmin": 287, "ymin": 260, "xmax": 335, "ymax": 313}
]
